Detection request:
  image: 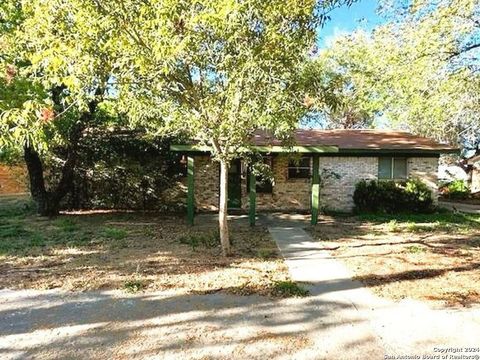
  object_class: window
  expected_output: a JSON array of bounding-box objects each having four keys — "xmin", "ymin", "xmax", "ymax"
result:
[
  {"xmin": 378, "ymin": 157, "xmax": 407, "ymax": 179},
  {"xmin": 288, "ymin": 157, "xmax": 311, "ymax": 179},
  {"xmin": 247, "ymin": 157, "xmax": 273, "ymax": 193}
]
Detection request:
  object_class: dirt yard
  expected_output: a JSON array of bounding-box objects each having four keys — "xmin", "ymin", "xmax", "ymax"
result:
[
  {"xmin": 0, "ymin": 196, "xmax": 290, "ymax": 297},
  {"xmin": 309, "ymin": 212, "xmax": 480, "ymax": 308}
]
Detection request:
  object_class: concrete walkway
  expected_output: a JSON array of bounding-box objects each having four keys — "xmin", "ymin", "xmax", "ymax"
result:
[{"xmin": 268, "ymin": 224, "xmax": 480, "ymax": 358}]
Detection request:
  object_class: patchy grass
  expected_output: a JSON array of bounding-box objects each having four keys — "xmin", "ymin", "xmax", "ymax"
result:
[
  {"xmin": 257, "ymin": 248, "xmax": 278, "ymax": 260},
  {"xmin": 0, "ymin": 196, "xmax": 290, "ymax": 297},
  {"xmin": 271, "ymin": 281, "xmax": 309, "ymax": 298},
  {"xmin": 406, "ymin": 245, "xmax": 425, "ymax": 254},
  {"xmin": 102, "ymin": 226, "xmax": 128, "ymax": 240},
  {"xmin": 310, "ymin": 212, "xmax": 480, "ymax": 308},
  {"xmin": 54, "ymin": 218, "xmax": 79, "ymax": 233},
  {"xmin": 178, "ymin": 231, "xmax": 219, "ymax": 251},
  {"xmin": 123, "ymin": 279, "xmax": 145, "ymax": 293},
  {"xmin": 357, "ymin": 211, "xmax": 480, "ymax": 233}
]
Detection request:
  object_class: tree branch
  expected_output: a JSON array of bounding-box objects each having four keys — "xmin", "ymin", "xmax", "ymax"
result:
[{"xmin": 448, "ymin": 43, "xmax": 480, "ymax": 59}]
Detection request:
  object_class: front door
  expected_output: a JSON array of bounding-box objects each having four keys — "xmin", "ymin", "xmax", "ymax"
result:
[{"xmin": 227, "ymin": 160, "xmax": 242, "ymax": 209}]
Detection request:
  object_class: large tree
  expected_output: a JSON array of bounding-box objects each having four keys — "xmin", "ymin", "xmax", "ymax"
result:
[
  {"xmin": 305, "ymin": 0, "xmax": 479, "ymax": 150},
  {"xmin": 301, "ymin": 54, "xmax": 381, "ymax": 129},
  {"xmin": 92, "ymin": 0, "xmax": 350, "ymax": 255},
  {"xmin": 0, "ymin": 0, "xmax": 119, "ymax": 215}
]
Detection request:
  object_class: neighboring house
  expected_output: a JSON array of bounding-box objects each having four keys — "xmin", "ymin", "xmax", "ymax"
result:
[
  {"xmin": 0, "ymin": 164, "xmax": 28, "ymax": 195},
  {"xmin": 467, "ymin": 154, "xmax": 480, "ymax": 194},
  {"xmin": 171, "ymin": 129, "xmax": 457, "ymax": 223},
  {"xmin": 438, "ymin": 164, "xmax": 468, "ymax": 183}
]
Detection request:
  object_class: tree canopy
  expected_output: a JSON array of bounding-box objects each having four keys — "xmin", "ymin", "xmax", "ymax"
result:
[
  {"xmin": 0, "ymin": 0, "xmax": 120, "ymax": 215},
  {"xmin": 94, "ymin": 0, "xmax": 351, "ymax": 254},
  {"xmin": 305, "ymin": 0, "xmax": 479, "ymax": 154}
]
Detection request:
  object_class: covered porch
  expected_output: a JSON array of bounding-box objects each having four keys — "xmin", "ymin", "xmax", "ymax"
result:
[{"xmin": 170, "ymin": 144, "xmax": 339, "ymax": 226}]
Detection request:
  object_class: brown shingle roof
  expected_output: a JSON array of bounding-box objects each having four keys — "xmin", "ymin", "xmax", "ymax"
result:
[{"xmin": 252, "ymin": 129, "xmax": 457, "ymax": 152}]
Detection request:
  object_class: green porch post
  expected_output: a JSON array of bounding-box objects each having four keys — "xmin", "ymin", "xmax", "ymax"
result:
[
  {"xmin": 187, "ymin": 155, "xmax": 195, "ymax": 226},
  {"xmin": 249, "ymin": 169, "xmax": 256, "ymax": 226},
  {"xmin": 311, "ymin": 154, "xmax": 320, "ymax": 225}
]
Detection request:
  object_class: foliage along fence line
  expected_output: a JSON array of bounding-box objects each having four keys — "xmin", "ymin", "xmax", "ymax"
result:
[{"xmin": 49, "ymin": 132, "xmax": 188, "ymax": 211}]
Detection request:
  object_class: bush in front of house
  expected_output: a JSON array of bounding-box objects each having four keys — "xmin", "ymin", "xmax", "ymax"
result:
[
  {"xmin": 442, "ymin": 180, "xmax": 470, "ymax": 200},
  {"xmin": 353, "ymin": 179, "xmax": 434, "ymax": 214}
]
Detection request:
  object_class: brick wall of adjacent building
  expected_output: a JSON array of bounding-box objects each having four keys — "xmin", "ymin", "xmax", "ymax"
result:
[
  {"xmin": 193, "ymin": 155, "xmax": 439, "ymax": 212},
  {"xmin": 0, "ymin": 165, "xmax": 28, "ymax": 195}
]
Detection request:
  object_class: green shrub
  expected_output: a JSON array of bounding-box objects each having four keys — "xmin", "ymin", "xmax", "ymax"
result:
[
  {"xmin": 444, "ymin": 180, "xmax": 469, "ymax": 200},
  {"xmin": 404, "ymin": 178, "xmax": 434, "ymax": 212},
  {"xmin": 353, "ymin": 179, "xmax": 433, "ymax": 214}
]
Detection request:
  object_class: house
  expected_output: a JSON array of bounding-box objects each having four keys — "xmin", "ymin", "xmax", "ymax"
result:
[
  {"xmin": 171, "ymin": 129, "xmax": 457, "ymax": 224},
  {"xmin": 438, "ymin": 164, "xmax": 468, "ymax": 183},
  {"xmin": 467, "ymin": 154, "xmax": 480, "ymax": 194}
]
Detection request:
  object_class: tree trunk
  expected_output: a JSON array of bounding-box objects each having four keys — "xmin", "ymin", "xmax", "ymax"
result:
[
  {"xmin": 35, "ymin": 193, "xmax": 61, "ymax": 217},
  {"xmin": 23, "ymin": 120, "xmax": 83, "ymax": 217},
  {"xmin": 24, "ymin": 145, "xmax": 60, "ymax": 217},
  {"xmin": 218, "ymin": 159, "xmax": 231, "ymax": 256},
  {"xmin": 22, "ymin": 86, "xmax": 102, "ymax": 216}
]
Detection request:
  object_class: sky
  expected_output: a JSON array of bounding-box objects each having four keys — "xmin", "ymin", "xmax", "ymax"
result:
[{"xmin": 317, "ymin": 0, "xmax": 383, "ymax": 48}]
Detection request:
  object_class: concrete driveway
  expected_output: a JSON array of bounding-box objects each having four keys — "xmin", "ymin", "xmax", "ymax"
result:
[
  {"xmin": 439, "ymin": 200, "xmax": 480, "ymax": 214},
  {"xmin": 2, "ymin": 279, "xmax": 479, "ymax": 359},
  {"xmin": 0, "ymin": 288, "xmax": 386, "ymax": 359}
]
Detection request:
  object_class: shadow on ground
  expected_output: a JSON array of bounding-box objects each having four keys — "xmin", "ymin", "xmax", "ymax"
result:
[{"xmin": 0, "ymin": 288, "xmax": 381, "ymax": 359}]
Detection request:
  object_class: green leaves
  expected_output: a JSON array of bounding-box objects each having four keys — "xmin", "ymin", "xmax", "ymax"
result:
[
  {"xmin": 1, "ymin": 0, "xmax": 354, "ymax": 161},
  {"xmin": 105, "ymin": 0, "xmax": 338, "ymax": 159},
  {"xmin": 0, "ymin": 0, "xmax": 119, "ymax": 159},
  {"xmin": 309, "ymin": 0, "xmax": 479, "ymax": 146}
]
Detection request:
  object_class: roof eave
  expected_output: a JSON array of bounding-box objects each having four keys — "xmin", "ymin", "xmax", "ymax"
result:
[
  {"xmin": 170, "ymin": 144, "xmax": 339, "ymax": 153},
  {"xmin": 170, "ymin": 144, "xmax": 459, "ymax": 155},
  {"xmin": 337, "ymin": 148, "xmax": 459, "ymax": 155}
]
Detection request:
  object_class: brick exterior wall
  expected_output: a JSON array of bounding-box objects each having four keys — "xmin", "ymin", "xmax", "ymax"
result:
[
  {"xmin": 193, "ymin": 155, "xmax": 439, "ymax": 212},
  {"xmin": 194, "ymin": 155, "xmax": 220, "ymax": 211},
  {"xmin": 407, "ymin": 157, "xmax": 439, "ymax": 203},
  {"xmin": 241, "ymin": 155, "xmax": 311, "ymax": 211},
  {"xmin": 0, "ymin": 165, "xmax": 28, "ymax": 195},
  {"xmin": 319, "ymin": 157, "xmax": 378, "ymax": 212}
]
